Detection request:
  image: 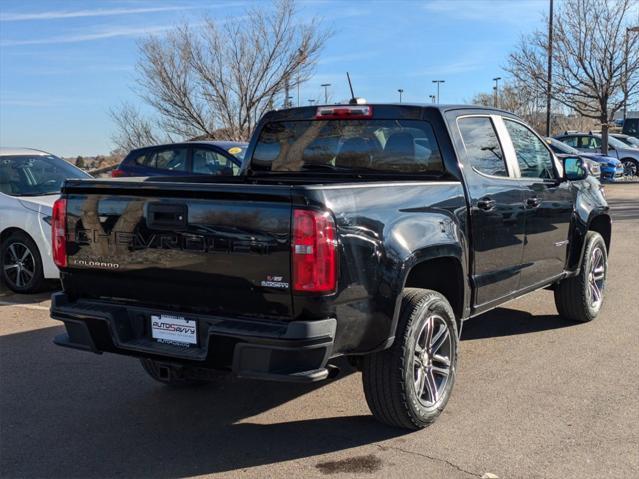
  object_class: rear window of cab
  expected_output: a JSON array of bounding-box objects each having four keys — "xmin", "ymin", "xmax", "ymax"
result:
[{"xmin": 250, "ymin": 119, "xmax": 444, "ymax": 175}]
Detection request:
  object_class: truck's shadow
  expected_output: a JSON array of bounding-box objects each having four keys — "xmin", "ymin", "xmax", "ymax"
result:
[
  {"xmin": 460, "ymin": 307, "xmax": 576, "ymax": 340},
  {"xmin": 1, "ymin": 306, "xmax": 576, "ymax": 478},
  {"xmin": 0, "ymin": 326, "xmax": 401, "ymax": 478}
]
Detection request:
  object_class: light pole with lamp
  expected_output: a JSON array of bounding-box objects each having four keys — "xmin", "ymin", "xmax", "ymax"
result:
[
  {"xmin": 432, "ymin": 80, "xmax": 445, "ymax": 103},
  {"xmin": 429, "ymin": 94, "xmax": 436, "ymax": 103},
  {"xmin": 492, "ymin": 77, "xmax": 502, "ymax": 108},
  {"xmin": 397, "ymin": 89, "xmax": 404, "ymax": 103},
  {"xmin": 321, "ymin": 83, "xmax": 331, "ymax": 104}
]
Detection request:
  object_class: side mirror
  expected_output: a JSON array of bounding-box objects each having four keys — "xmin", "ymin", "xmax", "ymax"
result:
[{"xmin": 562, "ymin": 156, "xmax": 588, "ymax": 181}]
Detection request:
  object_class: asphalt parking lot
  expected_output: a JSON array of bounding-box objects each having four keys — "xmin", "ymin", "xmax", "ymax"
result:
[{"xmin": 1, "ymin": 184, "xmax": 637, "ymax": 479}]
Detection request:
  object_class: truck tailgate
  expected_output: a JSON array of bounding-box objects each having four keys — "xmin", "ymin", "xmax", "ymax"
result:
[{"xmin": 62, "ymin": 181, "xmax": 293, "ymax": 318}]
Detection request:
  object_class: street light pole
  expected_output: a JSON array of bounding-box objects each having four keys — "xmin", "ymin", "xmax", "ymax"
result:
[
  {"xmin": 308, "ymin": 99, "xmax": 316, "ymax": 105},
  {"xmin": 429, "ymin": 94, "xmax": 436, "ymax": 103},
  {"xmin": 321, "ymin": 83, "xmax": 331, "ymax": 104},
  {"xmin": 492, "ymin": 77, "xmax": 502, "ymax": 108},
  {"xmin": 397, "ymin": 89, "xmax": 404, "ymax": 103},
  {"xmin": 432, "ymin": 80, "xmax": 445, "ymax": 103},
  {"xmin": 545, "ymin": 0, "xmax": 554, "ymax": 137},
  {"xmin": 623, "ymin": 26, "xmax": 639, "ymax": 122}
]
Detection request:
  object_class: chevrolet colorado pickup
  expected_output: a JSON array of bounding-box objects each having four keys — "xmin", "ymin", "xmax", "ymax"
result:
[{"xmin": 50, "ymin": 104, "xmax": 611, "ymax": 429}]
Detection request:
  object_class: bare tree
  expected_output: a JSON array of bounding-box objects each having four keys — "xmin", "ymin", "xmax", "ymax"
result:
[
  {"xmin": 110, "ymin": 102, "xmax": 165, "ymax": 152},
  {"xmin": 471, "ymin": 80, "xmax": 547, "ymax": 131},
  {"xmin": 111, "ymin": 0, "xmax": 331, "ymax": 150},
  {"xmin": 470, "ymin": 80, "xmax": 598, "ymax": 134},
  {"xmin": 506, "ymin": 0, "xmax": 639, "ymax": 154}
]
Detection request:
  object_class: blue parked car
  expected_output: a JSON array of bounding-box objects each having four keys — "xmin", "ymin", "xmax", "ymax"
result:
[
  {"xmin": 553, "ymin": 132, "xmax": 639, "ymax": 178},
  {"xmin": 112, "ymin": 141, "xmax": 247, "ymax": 178},
  {"xmin": 546, "ymin": 137, "xmax": 623, "ymax": 182}
]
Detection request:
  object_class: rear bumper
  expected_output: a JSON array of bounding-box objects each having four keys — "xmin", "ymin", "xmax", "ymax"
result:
[{"xmin": 50, "ymin": 293, "xmax": 336, "ymax": 383}]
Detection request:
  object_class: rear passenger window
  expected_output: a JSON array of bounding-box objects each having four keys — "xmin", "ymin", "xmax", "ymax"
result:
[
  {"xmin": 192, "ymin": 148, "xmax": 239, "ymax": 176},
  {"xmin": 458, "ymin": 117, "xmax": 508, "ymax": 177},
  {"xmin": 136, "ymin": 148, "xmax": 187, "ymax": 171},
  {"xmin": 155, "ymin": 148, "xmax": 187, "ymax": 171}
]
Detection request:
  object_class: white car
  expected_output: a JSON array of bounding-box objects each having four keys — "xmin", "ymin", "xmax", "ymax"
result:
[{"xmin": 1, "ymin": 148, "xmax": 91, "ymax": 293}]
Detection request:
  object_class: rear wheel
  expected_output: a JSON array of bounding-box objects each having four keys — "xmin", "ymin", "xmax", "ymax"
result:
[
  {"xmin": 554, "ymin": 231, "xmax": 607, "ymax": 322},
  {"xmin": 362, "ymin": 288, "xmax": 458, "ymax": 430},
  {"xmin": 1, "ymin": 232, "xmax": 45, "ymax": 294},
  {"xmin": 140, "ymin": 359, "xmax": 210, "ymax": 387}
]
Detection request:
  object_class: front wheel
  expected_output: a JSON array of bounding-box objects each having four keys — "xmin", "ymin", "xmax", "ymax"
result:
[
  {"xmin": 362, "ymin": 288, "xmax": 459, "ymax": 430},
  {"xmin": 554, "ymin": 231, "xmax": 607, "ymax": 322}
]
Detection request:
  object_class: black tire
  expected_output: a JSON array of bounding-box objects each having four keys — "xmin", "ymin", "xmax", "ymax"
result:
[
  {"xmin": 554, "ymin": 231, "xmax": 607, "ymax": 322},
  {"xmin": 362, "ymin": 288, "xmax": 459, "ymax": 430},
  {"xmin": 0, "ymin": 232, "xmax": 45, "ymax": 294},
  {"xmin": 140, "ymin": 359, "xmax": 209, "ymax": 387}
]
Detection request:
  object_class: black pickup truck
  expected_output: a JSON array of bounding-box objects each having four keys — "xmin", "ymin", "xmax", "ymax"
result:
[{"xmin": 50, "ymin": 104, "xmax": 611, "ymax": 429}]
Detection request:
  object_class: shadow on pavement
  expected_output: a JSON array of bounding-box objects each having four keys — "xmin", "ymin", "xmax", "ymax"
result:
[
  {"xmin": 1, "ymin": 306, "xmax": 580, "ymax": 477},
  {"xmin": 0, "ymin": 279, "xmax": 59, "ymax": 304},
  {"xmin": 461, "ymin": 307, "xmax": 576, "ymax": 341},
  {"xmin": 0, "ymin": 326, "xmax": 403, "ymax": 478}
]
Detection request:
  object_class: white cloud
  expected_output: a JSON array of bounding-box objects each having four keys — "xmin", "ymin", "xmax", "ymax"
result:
[
  {"xmin": 0, "ymin": 6, "xmax": 197, "ymax": 22},
  {"xmin": 0, "ymin": 24, "xmax": 191, "ymax": 47}
]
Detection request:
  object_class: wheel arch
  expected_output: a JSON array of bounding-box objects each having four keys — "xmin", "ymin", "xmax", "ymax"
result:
[
  {"xmin": 393, "ymin": 250, "xmax": 469, "ymax": 337},
  {"xmin": 566, "ymin": 212, "xmax": 611, "ymax": 273},
  {"xmin": 1, "ymin": 226, "xmax": 36, "ymax": 246},
  {"xmin": 588, "ymin": 214, "xmax": 611, "ymax": 253}
]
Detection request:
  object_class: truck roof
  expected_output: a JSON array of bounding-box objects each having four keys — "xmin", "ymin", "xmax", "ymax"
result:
[{"xmin": 262, "ymin": 103, "xmax": 518, "ymax": 121}]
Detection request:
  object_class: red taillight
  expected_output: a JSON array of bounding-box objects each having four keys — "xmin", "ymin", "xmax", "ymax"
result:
[
  {"xmin": 315, "ymin": 105, "xmax": 372, "ymax": 120},
  {"xmin": 52, "ymin": 198, "xmax": 67, "ymax": 268},
  {"xmin": 111, "ymin": 168, "xmax": 126, "ymax": 177},
  {"xmin": 292, "ymin": 209, "xmax": 337, "ymax": 293}
]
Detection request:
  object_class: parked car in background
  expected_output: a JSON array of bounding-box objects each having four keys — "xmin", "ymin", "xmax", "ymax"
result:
[
  {"xmin": 545, "ymin": 138, "xmax": 618, "ymax": 181},
  {"xmin": 622, "ymin": 118, "xmax": 638, "ymax": 139},
  {"xmin": 554, "ymin": 132, "xmax": 639, "ymax": 178},
  {"xmin": 111, "ymin": 141, "xmax": 247, "ymax": 178},
  {"xmin": 0, "ymin": 148, "xmax": 91, "ymax": 293},
  {"xmin": 611, "ymin": 133, "xmax": 639, "ymax": 148}
]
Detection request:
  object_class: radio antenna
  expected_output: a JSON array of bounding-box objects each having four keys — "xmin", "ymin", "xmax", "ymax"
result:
[{"xmin": 347, "ymin": 72, "xmax": 356, "ymax": 104}]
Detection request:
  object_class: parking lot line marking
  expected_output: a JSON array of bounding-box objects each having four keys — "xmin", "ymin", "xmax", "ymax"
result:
[{"xmin": 0, "ymin": 301, "xmax": 50, "ymax": 311}]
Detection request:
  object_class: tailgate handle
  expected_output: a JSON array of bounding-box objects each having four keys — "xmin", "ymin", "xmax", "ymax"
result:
[{"xmin": 146, "ymin": 203, "xmax": 188, "ymax": 230}]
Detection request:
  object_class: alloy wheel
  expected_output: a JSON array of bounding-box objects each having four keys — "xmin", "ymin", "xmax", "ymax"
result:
[
  {"xmin": 3, "ymin": 242, "xmax": 36, "ymax": 289},
  {"xmin": 622, "ymin": 160, "xmax": 637, "ymax": 178},
  {"xmin": 587, "ymin": 246, "xmax": 606, "ymax": 310},
  {"xmin": 413, "ymin": 314, "xmax": 453, "ymax": 406}
]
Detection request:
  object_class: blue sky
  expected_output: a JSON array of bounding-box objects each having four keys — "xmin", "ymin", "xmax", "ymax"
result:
[{"xmin": 0, "ymin": 0, "xmax": 550, "ymax": 156}]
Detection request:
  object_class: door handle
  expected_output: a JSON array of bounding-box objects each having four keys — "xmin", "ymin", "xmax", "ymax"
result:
[
  {"xmin": 525, "ymin": 196, "xmax": 542, "ymax": 208},
  {"xmin": 477, "ymin": 198, "xmax": 496, "ymax": 211}
]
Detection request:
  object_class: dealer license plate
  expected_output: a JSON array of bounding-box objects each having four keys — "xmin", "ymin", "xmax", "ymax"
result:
[{"xmin": 151, "ymin": 314, "xmax": 197, "ymax": 346}]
